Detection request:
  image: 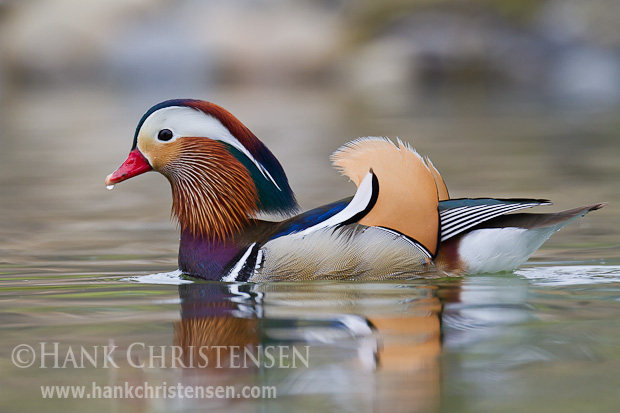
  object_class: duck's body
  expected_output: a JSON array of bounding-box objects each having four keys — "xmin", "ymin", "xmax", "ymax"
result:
[{"xmin": 106, "ymin": 99, "xmax": 603, "ymax": 281}]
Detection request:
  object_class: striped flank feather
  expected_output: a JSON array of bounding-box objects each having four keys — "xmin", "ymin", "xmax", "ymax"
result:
[{"xmin": 439, "ymin": 198, "xmax": 552, "ymax": 242}]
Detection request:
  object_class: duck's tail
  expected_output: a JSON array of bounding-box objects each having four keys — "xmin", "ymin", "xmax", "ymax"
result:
[{"xmin": 439, "ymin": 203, "xmax": 605, "ymax": 274}]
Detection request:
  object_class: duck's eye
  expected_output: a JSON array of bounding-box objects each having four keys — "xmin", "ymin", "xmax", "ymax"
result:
[{"xmin": 157, "ymin": 129, "xmax": 174, "ymax": 142}]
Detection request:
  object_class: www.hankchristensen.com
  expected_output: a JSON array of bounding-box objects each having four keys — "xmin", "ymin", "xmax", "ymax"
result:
[{"xmin": 41, "ymin": 382, "xmax": 277, "ymax": 399}]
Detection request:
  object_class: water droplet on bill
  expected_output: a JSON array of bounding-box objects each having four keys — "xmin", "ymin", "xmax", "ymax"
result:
[{"xmin": 106, "ymin": 185, "xmax": 115, "ymax": 190}]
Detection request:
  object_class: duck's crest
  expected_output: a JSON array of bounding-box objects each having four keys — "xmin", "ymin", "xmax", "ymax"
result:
[
  {"xmin": 135, "ymin": 99, "xmax": 298, "ymax": 217},
  {"xmin": 331, "ymin": 137, "xmax": 441, "ymax": 256}
]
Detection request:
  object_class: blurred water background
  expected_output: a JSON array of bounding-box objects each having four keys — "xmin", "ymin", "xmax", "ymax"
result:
[{"xmin": 0, "ymin": 0, "xmax": 619, "ymax": 412}]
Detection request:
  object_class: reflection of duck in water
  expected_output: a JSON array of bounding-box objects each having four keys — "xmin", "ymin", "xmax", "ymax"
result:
[
  {"xmin": 174, "ymin": 284, "xmax": 260, "ymax": 370},
  {"xmin": 106, "ymin": 99, "xmax": 604, "ymax": 281},
  {"xmin": 174, "ymin": 281, "xmax": 457, "ymax": 410}
]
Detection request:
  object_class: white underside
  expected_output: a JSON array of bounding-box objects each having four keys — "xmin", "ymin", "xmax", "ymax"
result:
[
  {"xmin": 458, "ymin": 225, "xmax": 561, "ymax": 274},
  {"xmin": 251, "ymin": 225, "xmax": 432, "ymax": 281}
]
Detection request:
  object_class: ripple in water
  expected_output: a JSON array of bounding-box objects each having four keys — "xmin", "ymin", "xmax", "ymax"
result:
[
  {"xmin": 122, "ymin": 269, "xmax": 193, "ymax": 285},
  {"xmin": 515, "ymin": 265, "xmax": 620, "ymax": 286}
]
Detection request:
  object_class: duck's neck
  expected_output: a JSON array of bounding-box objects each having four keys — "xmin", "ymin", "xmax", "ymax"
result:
[
  {"xmin": 169, "ymin": 147, "xmax": 257, "ymax": 280},
  {"xmin": 163, "ymin": 139, "xmax": 298, "ymax": 279},
  {"xmin": 178, "ymin": 228, "xmax": 246, "ymax": 280}
]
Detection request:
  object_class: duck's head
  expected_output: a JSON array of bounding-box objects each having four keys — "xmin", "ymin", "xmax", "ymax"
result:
[{"xmin": 105, "ymin": 99, "xmax": 298, "ymax": 240}]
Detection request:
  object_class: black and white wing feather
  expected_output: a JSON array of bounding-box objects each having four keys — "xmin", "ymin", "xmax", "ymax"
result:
[{"xmin": 439, "ymin": 198, "xmax": 551, "ymax": 242}]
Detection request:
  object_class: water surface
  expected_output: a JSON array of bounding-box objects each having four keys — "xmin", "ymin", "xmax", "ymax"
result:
[{"xmin": 1, "ymin": 87, "xmax": 619, "ymax": 412}]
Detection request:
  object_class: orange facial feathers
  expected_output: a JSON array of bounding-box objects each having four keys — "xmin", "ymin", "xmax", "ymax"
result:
[
  {"xmin": 159, "ymin": 138, "xmax": 259, "ymax": 240},
  {"xmin": 331, "ymin": 138, "xmax": 440, "ymax": 256}
]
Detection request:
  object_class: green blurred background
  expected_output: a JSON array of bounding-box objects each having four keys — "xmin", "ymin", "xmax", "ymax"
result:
[
  {"xmin": 0, "ymin": 0, "xmax": 618, "ymax": 262},
  {"xmin": 0, "ymin": 3, "xmax": 619, "ymax": 412}
]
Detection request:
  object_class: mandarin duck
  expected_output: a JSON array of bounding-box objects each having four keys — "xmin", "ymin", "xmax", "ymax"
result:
[{"xmin": 105, "ymin": 99, "xmax": 604, "ymax": 281}]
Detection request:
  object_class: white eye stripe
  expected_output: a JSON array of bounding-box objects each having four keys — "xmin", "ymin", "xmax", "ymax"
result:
[{"xmin": 139, "ymin": 106, "xmax": 280, "ymax": 190}]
